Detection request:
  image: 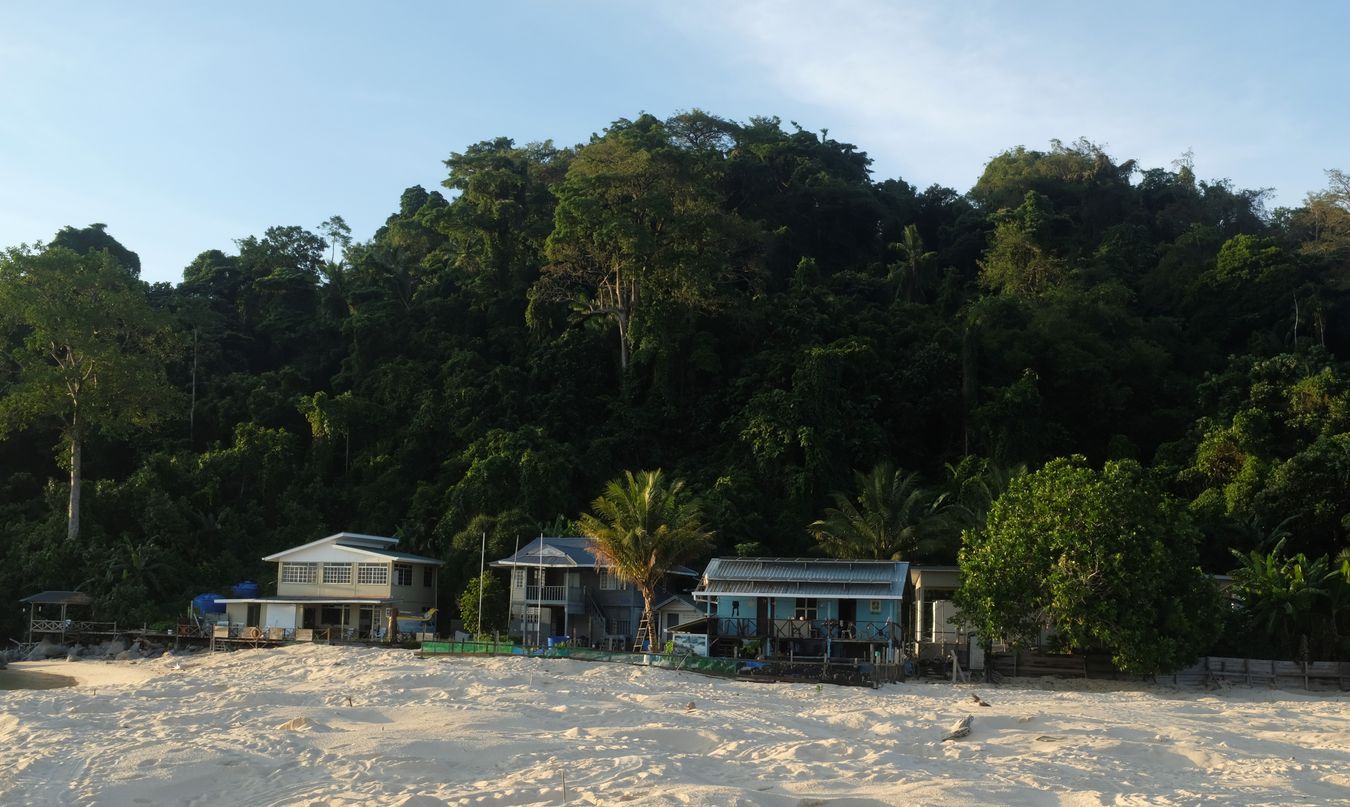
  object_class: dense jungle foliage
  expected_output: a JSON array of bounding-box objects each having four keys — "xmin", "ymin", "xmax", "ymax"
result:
[{"xmin": 2, "ymin": 111, "xmax": 1348, "ymax": 657}]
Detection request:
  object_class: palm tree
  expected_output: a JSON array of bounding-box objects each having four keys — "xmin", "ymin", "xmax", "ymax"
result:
[
  {"xmin": 941, "ymin": 456, "xmax": 1027, "ymax": 533},
  {"xmin": 578, "ymin": 470, "xmax": 713, "ymax": 650},
  {"xmin": 809, "ymin": 462, "xmax": 948, "ymax": 561},
  {"xmin": 887, "ymin": 224, "xmax": 937, "ymax": 304}
]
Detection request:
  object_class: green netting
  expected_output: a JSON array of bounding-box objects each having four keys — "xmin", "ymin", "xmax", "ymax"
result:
[
  {"xmin": 561, "ymin": 647, "xmax": 739, "ymax": 676},
  {"xmin": 419, "ymin": 640, "xmax": 519, "ymax": 655}
]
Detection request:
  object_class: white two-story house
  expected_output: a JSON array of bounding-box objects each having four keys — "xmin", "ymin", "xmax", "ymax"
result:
[{"xmin": 217, "ymin": 532, "xmax": 441, "ymax": 639}]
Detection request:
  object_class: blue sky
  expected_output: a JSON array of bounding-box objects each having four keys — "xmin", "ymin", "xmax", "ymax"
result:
[{"xmin": 2, "ymin": 2, "xmax": 1346, "ymax": 284}]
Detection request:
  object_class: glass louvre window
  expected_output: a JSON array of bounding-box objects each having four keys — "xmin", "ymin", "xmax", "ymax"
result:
[
  {"xmin": 512, "ymin": 568, "xmax": 526, "ymax": 589},
  {"xmin": 394, "ymin": 564, "xmax": 413, "ymax": 586},
  {"xmin": 280, "ymin": 562, "xmax": 317, "ymax": 584},
  {"xmin": 423, "ymin": 565, "xmax": 434, "ymax": 587},
  {"xmin": 323, "ymin": 563, "xmax": 353, "ymax": 584},
  {"xmin": 357, "ymin": 564, "xmax": 388, "ymax": 585}
]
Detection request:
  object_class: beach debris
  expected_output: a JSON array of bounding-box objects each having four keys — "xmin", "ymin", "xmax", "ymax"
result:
[
  {"xmin": 969, "ymin": 693, "xmax": 991, "ymax": 707},
  {"xmin": 277, "ymin": 716, "xmax": 313, "ymax": 731},
  {"xmin": 685, "ymin": 700, "xmax": 697, "ymax": 712},
  {"xmin": 942, "ymin": 715, "xmax": 973, "ymax": 742},
  {"xmin": 1035, "ymin": 735, "xmax": 1064, "ymax": 742},
  {"xmin": 345, "ymin": 695, "xmax": 354, "ymax": 707}
]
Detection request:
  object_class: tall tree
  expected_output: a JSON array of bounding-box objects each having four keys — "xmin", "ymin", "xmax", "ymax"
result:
[
  {"xmin": 957, "ymin": 457, "xmax": 1220, "ymax": 674},
  {"xmin": 578, "ymin": 470, "xmax": 713, "ymax": 648},
  {"xmin": 0, "ymin": 246, "xmax": 177, "ymax": 541},
  {"xmin": 537, "ymin": 115, "xmax": 751, "ymax": 373}
]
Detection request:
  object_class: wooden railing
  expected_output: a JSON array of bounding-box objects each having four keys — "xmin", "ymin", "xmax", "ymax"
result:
[
  {"xmin": 711, "ymin": 617, "xmax": 899, "ymax": 642},
  {"xmin": 29, "ymin": 619, "xmax": 118, "ymax": 634}
]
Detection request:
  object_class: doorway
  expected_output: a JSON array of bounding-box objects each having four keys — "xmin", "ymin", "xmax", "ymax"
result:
[
  {"xmin": 838, "ymin": 599, "xmax": 857, "ymax": 639},
  {"xmin": 756, "ymin": 598, "xmax": 769, "ymax": 637}
]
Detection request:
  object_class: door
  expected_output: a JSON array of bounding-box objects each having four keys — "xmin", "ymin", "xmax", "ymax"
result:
[
  {"xmin": 246, "ymin": 603, "xmax": 261, "ymax": 627},
  {"xmin": 755, "ymin": 598, "xmax": 769, "ymax": 637},
  {"xmin": 838, "ymin": 599, "xmax": 857, "ymax": 638}
]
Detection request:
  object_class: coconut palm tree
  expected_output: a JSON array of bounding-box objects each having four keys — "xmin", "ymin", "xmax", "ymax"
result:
[
  {"xmin": 578, "ymin": 469, "xmax": 713, "ymax": 650},
  {"xmin": 809, "ymin": 462, "xmax": 949, "ymax": 561}
]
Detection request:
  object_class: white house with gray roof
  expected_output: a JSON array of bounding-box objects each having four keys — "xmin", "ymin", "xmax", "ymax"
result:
[{"xmin": 217, "ymin": 532, "xmax": 440, "ymax": 640}]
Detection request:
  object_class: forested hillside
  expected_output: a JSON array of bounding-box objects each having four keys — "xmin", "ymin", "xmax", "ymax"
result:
[{"xmin": 3, "ymin": 112, "xmax": 1349, "ymax": 644}]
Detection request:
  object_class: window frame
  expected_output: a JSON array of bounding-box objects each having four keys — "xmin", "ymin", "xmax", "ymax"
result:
[
  {"xmin": 868, "ymin": 599, "xmax": 882, "ymax": 614},
  {"xmin": 323, "ymin": 563, "xmax": 353, "ymax": 585},
  {"xmin": 794, "ymin": 597, "xmax": 818, "ymax": 621},
  {"xmin": 394, "ymin": 563, "xmax": 413, "ymax": 587},
  {"xmin": 280, "ymin": 562, "xmax": 318, "ymax": 584},
  {"xmin": 357, "ymin": 563, "xmax": 388, "ymax": 586},
  {"xmin": 423, "ymin": 565, "xmax": 434, "ymax": 587}
]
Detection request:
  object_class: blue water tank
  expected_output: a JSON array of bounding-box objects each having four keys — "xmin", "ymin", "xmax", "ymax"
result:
[
  {"xmin": 193, "ymin": 593, "xmax": 226, "ymax": 614},
  {"xmin": 231, "ymin": 580, "xmax": 260, "ymax": 598}
]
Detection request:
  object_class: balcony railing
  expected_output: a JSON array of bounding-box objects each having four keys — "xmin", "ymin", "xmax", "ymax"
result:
[
  {"xmin": 710, "ymin": 617, "xmax": 898, "ymax": 642},
  {"xmin": 524, "ymin": 585, "xmax": 582, "ymax": 604}
]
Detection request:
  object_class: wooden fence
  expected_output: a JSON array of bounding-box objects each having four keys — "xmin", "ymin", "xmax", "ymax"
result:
[{"xmin": 989, "ymin": 650, "xmax": 1350, "ymax": 691}]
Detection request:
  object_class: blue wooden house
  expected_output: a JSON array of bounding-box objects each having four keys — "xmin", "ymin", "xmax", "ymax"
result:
[{"xmin": 690, "ymin": 557, "xmax": 908, "ymax": 660}]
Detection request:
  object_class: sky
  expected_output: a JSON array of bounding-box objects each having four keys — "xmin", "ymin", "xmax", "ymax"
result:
[{"xmin": 2, "ymin": 2, "xmax": 1346, "ymax": 284}]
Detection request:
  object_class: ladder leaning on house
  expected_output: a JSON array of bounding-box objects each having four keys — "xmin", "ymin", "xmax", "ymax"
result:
[{"xmin": 633, "ymin": 611, "xmax": 657, "ymax": 653}]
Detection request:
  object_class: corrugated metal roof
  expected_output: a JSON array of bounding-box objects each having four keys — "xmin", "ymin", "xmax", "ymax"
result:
[{"xmin": 696, "ymin": 558, "xmax": 908, "ymax": 599}]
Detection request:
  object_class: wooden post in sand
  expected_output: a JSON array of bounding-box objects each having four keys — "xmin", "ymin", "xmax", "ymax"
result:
[{"xmin": 387, "ymin": 607, "xmax": 399, "ymax": 644}]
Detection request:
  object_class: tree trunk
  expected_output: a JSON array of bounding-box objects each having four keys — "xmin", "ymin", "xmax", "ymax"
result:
[
  {"xmin": 67, "ymin": 428, "xmax": 81, "ymax": 543},
  {"xmin": 641, "ymin": 587, "xmax": 655, "ymax": 652},
  {"xmin": 616, "ymin": 311, "xmax": 630, "ymax": 372}
]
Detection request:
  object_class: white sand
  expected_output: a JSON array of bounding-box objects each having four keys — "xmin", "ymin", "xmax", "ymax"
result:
[{"xmin": 1, "ymin": 645, "xmax": 1347, "ymax": 806}]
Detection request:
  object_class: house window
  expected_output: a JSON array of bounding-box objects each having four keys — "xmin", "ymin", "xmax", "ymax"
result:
[
  {"xmin": 512, "ymin": 568, "xmax": 525, "ymax": 589},
  {"xmin": 323, "ymin": 563, "xmax": 352, "ymax": 585},
  {"xmin": 280, "ymin": 562, "xmax": 317, "ymax": 584},
  {"xmin": 599, "ymin": 567, "xmax": 626, "ymax": 590},
  {"xmin": 869, "ymin": 599, "xmax": 882, "ymax": 614},
  {"xmin": 423, "ymin": 566, "xmax": 434, "ymax": 587},
  {"xmin": 357, "ymin": 563, "xmax": 388, "ymax": 585},
  {"xmin": 794, "ymin": 598, "xmax": 818, "ymax": 620},
  {"xmin": 394, "ymin": 563, "xmax": 412, "ymax": 586}
]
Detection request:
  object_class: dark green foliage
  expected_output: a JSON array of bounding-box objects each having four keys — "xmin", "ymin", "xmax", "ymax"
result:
[
  {"xmin": 458, "ymin": 572, "xmax": 509, "ymax": 636},
  {"xmin": 957, "ymin": 457, "xmax": 1222, "ymax": 674},
  {"xmin": 1, "ymin": 116, "xmax": 1347, "ymax": 661}
]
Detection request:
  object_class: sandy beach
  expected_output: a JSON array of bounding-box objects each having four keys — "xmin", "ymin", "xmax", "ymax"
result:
[{"xmin": 1, "ymin": 644, "xmax": 1347, "ymax": 806}]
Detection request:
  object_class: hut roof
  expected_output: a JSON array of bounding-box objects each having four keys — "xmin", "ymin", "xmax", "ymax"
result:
[{"xmin": 20, "ymin": 591, "xmax": 93, "ymax": 605}]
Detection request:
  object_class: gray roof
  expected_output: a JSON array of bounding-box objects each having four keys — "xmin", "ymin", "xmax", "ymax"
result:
[
  {"xmin": 334, "ymin": 542, "xmax": 442, "ymax": 564},
  {"xmin": 492, "ymin": 537, "xmax": 697, "ymax": 575},
  {"xmin": 492, "ymin": 537, "xmax": 598, "ymax": 568},
  {"xmin": 696, "ymin": 558, "xmax": 909, "ymax": 599},
  {"xmin": 21, "ymin": 591, "xmax": 93, "ymax": 605},
  {"xmin": 654, "ymin": 593, "xmax": 699, "ymax": 611}
]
